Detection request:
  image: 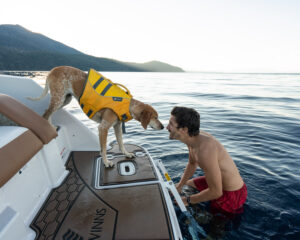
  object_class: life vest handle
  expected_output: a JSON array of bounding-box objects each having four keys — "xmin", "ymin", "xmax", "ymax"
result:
[{"xmin": 114, "ymin": 83, "xmax": 131, "ymax": 96}]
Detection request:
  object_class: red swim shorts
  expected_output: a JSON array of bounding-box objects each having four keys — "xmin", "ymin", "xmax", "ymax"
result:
[{"xmin": 193, "ymin": 176, "xmax": 247, "ymax": 214}]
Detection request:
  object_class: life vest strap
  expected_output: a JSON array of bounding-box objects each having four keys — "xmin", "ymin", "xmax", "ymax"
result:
[
  {"xmin": 101, "ymin": 83, "xmax": 113, "ymax": 96},
  {"xmin": 93, "ymin": 76, "xmax": 105, "ymax": 89},
  {"xmin": 114, "ymin": 83, "xmax": 131, "ymax": 96}
]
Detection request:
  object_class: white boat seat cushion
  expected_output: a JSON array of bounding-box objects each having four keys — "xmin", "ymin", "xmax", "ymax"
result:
[
  {"xmin": 0, "ymin": 126, "xmax": 27, "ymax": 148},
  {"xmin": 0, "ymin": 126, "xmax": 43, "ymax": 187}
]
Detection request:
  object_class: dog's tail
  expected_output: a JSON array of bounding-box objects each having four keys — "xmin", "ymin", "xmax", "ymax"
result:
[{"xmin": 27, "ymin": 80, "xmax": 49, "ymax": 101}]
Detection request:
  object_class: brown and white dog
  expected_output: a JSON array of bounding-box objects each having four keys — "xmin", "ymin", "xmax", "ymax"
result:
[{"xmin": 28, "ymin": 66, "xmax": 164, "ymax": 167}]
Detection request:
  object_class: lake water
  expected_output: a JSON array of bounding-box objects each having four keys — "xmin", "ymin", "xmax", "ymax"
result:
[{"xmin": 4, "ymin": 71, "xmax": 300, "ymax": 239}]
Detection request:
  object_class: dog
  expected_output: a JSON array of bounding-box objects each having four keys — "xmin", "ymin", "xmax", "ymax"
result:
[{"xmin": 28, "ymin": 66, "xmax": 164, "ymax": 167}]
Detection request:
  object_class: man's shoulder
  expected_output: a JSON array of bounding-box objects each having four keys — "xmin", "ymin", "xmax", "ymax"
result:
[
  {"xmin": 197, "ymin": 135, "xmax": 218, "ymax": 163},
  {"xmin": 200, "ymin": 133, "xmax": 216, "ymax": 149}
]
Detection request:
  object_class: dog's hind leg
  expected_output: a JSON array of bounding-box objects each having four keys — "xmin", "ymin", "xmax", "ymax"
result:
[
  {"xmin": 43, "ymin": 88, "xmax": 66, "ymax": 120},
  {"xmin": 113, "ymin": 122, "xmax": 135, "ymax": 158},
  {"xmin": 44, "ymin": 94, "xmax": 71, "ymax": 124},
  {"xmin": 43, "ymin": 98, "xmax": 64, "ymax": 120}
]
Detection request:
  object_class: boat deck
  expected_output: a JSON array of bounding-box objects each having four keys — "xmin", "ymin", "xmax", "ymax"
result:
[{"xmin": 30, "ymin": 144, "xmax": 174, "ymax": 240}]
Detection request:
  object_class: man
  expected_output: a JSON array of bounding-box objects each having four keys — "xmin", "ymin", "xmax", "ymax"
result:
[{"xmin": 167, "ymin": 106, "xmax": 247, "ymax": 214}]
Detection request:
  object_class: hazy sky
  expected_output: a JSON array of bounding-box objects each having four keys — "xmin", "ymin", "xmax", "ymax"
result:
[{"xmin": 1, "ymin": 0, "xmax": 300, "ymax": 72}]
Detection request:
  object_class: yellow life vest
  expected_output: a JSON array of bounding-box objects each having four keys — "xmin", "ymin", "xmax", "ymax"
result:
[{"xmin": 79, "ymin": 69, "xmax": 133, "ymax": 122}]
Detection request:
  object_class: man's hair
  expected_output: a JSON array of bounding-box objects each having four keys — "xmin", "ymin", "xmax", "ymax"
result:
[{"xmin": 171, "ymin": 106, "xmax": 200, "ymax": 137}]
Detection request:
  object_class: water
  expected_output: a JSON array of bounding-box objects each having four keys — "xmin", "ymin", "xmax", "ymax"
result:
[{"xmin": 4, "ymin": 71, "xmax": 300, "ymax": 239}]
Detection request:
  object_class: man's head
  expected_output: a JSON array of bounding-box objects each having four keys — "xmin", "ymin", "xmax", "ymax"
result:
[{"xmin": 167, "ymin": 106, "xmax": 200, "ymax": 140}]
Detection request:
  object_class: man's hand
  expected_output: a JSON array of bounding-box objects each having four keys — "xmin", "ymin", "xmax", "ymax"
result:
[
  {"xmin": 173, "ymin": 194, "xmax": 188, "ymax": 207},
  {"xmin": 175, "ymin": 183, "xmax": 183, "ymax": 194},
  {"xmin": 181, "ymin": 196, "xmax": 188, "ymax": 206}
]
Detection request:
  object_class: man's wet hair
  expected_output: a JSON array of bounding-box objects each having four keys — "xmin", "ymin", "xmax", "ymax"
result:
[{"xmin": 171, "ymin": 106, "xmax": 200, "ymax": 137}]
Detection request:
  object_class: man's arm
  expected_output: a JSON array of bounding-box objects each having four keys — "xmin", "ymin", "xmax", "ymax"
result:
[
  {"xmin": 176, "ymin": 150, "xmax": 197, "ymax": 193},
  {"xmin": 183, "ymin": 142, "xmax": 223, "ymax": 204}
]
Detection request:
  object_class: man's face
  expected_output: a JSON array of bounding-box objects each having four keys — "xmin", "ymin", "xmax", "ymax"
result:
[{"xmin": 166, "ymin": 115, "xmax": 181, "ymax": 140}]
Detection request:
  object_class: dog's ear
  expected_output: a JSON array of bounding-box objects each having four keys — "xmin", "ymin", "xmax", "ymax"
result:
[{"xmin": 140, "ymin": 110, "xmax": 151, "ymax": 129}]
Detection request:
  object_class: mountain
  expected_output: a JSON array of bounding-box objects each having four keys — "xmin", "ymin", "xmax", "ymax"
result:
[
  {"xmin": 128, "ymin": 60, "xmax": 184, "ymax": 72},
  {"xmin": 0, "ymin": 24, "xmax": 82, "ymax": 55},
  {"xmin": 0, "ymin": 25, "xmax": 184, "ymax": 72}
]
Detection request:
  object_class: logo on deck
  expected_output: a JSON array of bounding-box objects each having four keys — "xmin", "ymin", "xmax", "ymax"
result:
[{"xmin": 89, "ymin": 208, "xmax": 107, "ymax": 239}]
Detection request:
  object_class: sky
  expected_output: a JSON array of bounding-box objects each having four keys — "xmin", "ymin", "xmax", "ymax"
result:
[{"xmin": 1, "ymin": 0, "xmax": 300, "ymax": 73}]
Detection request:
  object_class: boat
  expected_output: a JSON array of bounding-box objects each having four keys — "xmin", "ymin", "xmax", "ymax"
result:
[{"xmin": 0, "ymin": 74, "xmax": 185, "ymax": 240}]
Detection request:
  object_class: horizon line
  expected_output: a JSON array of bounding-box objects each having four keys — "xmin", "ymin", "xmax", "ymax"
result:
[{"xmin": 1, "ymin": 69, "xmax": 300, "ymax": 75}]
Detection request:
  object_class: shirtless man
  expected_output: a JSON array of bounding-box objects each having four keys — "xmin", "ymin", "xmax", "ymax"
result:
[{"xmin": 167, "ymin": 106, "xmax": 247, "ymax": 214}]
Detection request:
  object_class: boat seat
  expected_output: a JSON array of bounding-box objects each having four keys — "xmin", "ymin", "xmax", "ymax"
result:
[
  {"xmin": 0, "ymin": 94, "xmax": 58, "ymax": 187},
  {"xmin": 0, "ymin": 126, "xmax": 43, "ymax": 187},
  {"xmin": 0, "ymin": 94, "xmax": 57, "ymax": 144}
]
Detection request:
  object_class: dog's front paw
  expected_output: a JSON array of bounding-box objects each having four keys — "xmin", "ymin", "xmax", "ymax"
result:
[
  {"xmin": 104, "ymin": 160, "xmax": 114, "ymax": 168},
  {"xmin": 125, "ymin": 152, "xmax": 135, "ymax": 158}
]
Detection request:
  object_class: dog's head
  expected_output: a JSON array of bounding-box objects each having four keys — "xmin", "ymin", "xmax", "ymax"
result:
[{"xmin": 138, "ymin": 104, "xmax": 164, "ymax": 130}]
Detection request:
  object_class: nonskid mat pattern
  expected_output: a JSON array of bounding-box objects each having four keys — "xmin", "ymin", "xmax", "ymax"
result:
[{"xmin": 30, "ymin": 145, "xmax": 173, "ymax": 240}]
